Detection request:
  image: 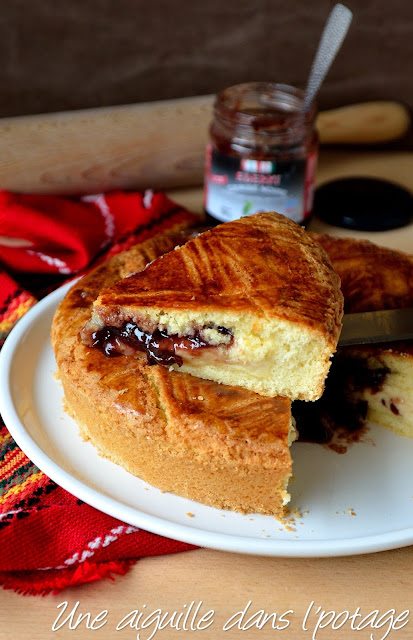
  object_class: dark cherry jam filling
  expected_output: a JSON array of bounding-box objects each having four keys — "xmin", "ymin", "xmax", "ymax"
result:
[
  {"xmin": 293, "ymin": 353, "xmax": 391, "ymax": 452},
  {"xmin": 90, "ymin": 322, "xmax": 232, "ymax": 366}
]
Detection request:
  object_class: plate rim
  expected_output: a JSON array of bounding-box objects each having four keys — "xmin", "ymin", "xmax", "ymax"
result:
[{"xmin": 1, "ymin": 281, "xmax": 413, "ymax": 557}]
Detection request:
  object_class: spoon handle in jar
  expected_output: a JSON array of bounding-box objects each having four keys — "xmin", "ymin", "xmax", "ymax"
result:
[{"xmin": 303, "ymin": 4, "xmax": 353, "ymax": 112}]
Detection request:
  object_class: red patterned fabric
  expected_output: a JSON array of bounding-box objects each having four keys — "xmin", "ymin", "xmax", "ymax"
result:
[{"xmin": 0, "ymin": 189, "xmax": 199, "ymax": 595}]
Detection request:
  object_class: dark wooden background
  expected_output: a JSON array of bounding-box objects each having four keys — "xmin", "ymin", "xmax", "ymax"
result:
[{"xmin": 1, "ymin": 0, "xmax": 412, "ymax": 122}]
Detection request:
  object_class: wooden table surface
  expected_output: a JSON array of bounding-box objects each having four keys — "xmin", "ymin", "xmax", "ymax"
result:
[{"xmin": 1, "ymin": 148, "xmax": 413, "ymax": 640}]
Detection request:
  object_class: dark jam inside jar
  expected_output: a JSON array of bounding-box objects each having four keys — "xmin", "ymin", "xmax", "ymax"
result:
[{"xmin": 204, "ymin": 82, "xmax": 318, "ymax": 226}]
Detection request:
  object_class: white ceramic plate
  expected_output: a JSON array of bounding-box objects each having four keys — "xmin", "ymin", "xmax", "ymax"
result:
[{"xmin": 1, "ymin": 281, "xmax": 413, "ymax": 557}]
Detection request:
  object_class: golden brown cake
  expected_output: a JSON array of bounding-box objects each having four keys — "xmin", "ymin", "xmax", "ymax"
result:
[
  {"xmin": 52, "ymin": 228, "xmax": 297, "ymax": 517},
  {"xmin": 296, "ymin": 234, "xmax": 413, "ymax": 439},
  {"xmin": 85, "ymin": 212, "xmax": 343, "ymax": 401}
]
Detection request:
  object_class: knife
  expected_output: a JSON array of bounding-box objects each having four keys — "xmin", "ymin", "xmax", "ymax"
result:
[{"xmin": 338, "ymin": 308, "xmax": 413, "ymax": 347}]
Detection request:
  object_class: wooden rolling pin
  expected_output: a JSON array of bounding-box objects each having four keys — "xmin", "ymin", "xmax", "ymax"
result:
[{"xmin": 0, "ymin": 97, "xmax": 409, "ymax": 195}]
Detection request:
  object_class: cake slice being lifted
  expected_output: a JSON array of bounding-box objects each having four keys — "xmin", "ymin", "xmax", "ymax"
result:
[
  {"xmin": 53, "ymin": 228, "xmax": 297, "ymax": 518},
  {"xmin": 83, "ymin": 212, "xmax": 343, "ymax": 401}
]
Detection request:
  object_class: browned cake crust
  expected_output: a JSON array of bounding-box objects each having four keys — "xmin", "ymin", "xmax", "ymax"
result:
[
  {"xmin": 312, "ymin": 233, "xmax": 413, "ymax": 313},
  {"xmin": 312, "ymin": 233, "xmax": 413, "ymax": 357},
  {"xmin": 52, "ymin": 226, "xmax": 294, "ymax": 517},
  {"xmin": 96, "ymin": 212, "xmax": 343, "ymax": 346}
]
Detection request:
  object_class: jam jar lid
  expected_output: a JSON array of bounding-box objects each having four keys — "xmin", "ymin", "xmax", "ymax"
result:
[{"xmin": 314, "ymin": 177, "xmax": 413, "ymax": 231}]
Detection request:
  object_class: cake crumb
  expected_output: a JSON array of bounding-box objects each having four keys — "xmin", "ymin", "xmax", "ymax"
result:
[
  {"xmin": 186, "ymin": 512, "xmax": 195, "ymax": 518},
  {"xmin": 275, "ymin": 507, "xmax": 304, "ymax": 531},
  {"xmin": 348, "ymin": 508, "xmax": 356, "ymax": 516}
]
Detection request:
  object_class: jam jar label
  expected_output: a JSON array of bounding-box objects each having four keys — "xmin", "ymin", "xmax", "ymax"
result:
[{"xmin": 204, "ymin": 145, "xmax": 317, "ymax": 224}]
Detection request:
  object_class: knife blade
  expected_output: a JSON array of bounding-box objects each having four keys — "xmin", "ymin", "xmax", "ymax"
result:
[{"xmin": 338, "ymin": 308, "xmax": 413, "ymax": 347}]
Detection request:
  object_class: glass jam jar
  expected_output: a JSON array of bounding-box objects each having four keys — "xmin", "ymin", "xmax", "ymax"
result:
[{"xmin": 204, "ymin": 82, "xmax": 318, "ymax": 225}]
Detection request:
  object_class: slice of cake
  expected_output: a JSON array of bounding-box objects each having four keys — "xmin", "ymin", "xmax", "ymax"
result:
[
  {"xmin": 52, "ymin": 227, "xmax": 297, "ymax": 517},
  {"xmin": 83, "ymin": 212, "xmax": 343, "ymax": 401},
  {"xmin": 296, "ymin": 234, "xmax": 413, "ymax": 440}
]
